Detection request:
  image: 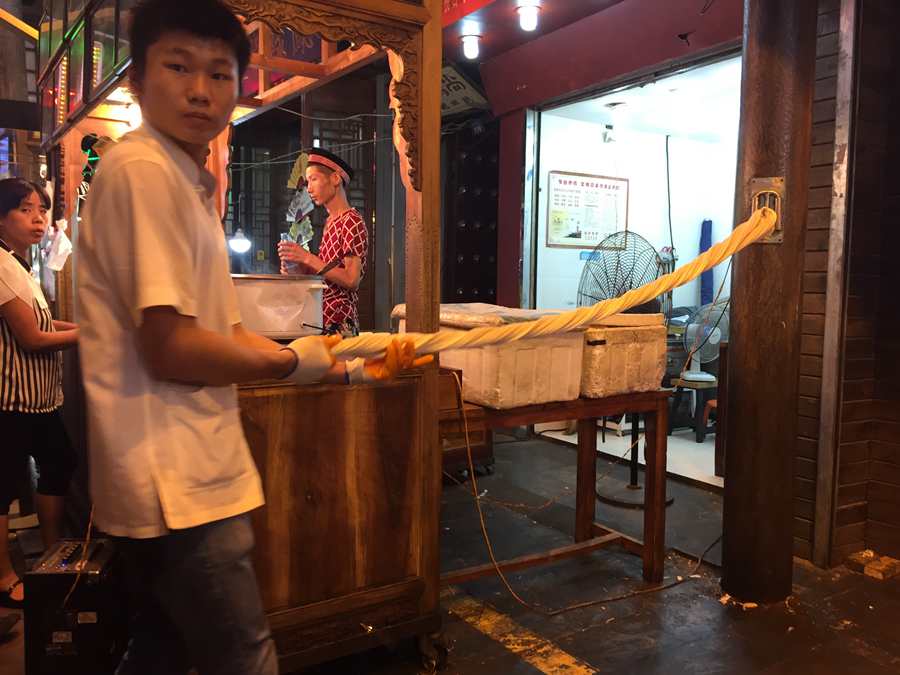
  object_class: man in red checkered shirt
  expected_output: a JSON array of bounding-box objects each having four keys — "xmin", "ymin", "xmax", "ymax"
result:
[{"xmin": 278, "ymin": 148, "xmax": 367, "ymax": 335}]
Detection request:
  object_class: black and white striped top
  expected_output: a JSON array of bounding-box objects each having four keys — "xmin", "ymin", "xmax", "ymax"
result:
[{"xmin": 0, "ymin": 240, "xmax": 63, "ymax": 413}]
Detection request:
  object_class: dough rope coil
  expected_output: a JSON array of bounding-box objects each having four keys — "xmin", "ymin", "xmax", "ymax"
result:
[{"xmin": 331, "ymin": 208, "xmax": 778, "ymax": 360}]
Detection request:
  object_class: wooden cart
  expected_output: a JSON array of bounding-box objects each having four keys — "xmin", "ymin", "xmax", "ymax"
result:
[
  {"xmin": 239, "ymin": 376, "xmax": 443, "ymax": 671},
  {"xmin": 228, "ymin": 0, "xmax": 444, "ymax": 670}
]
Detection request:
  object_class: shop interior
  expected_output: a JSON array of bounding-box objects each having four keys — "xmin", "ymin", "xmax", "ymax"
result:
[{"xmin": 531, "ymin": 55, "xmax": 743, "ymax": 488}]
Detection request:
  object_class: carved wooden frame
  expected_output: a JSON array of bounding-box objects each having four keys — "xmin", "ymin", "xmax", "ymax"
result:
[{"xmin": 226, "ymin": 0, "xmax": 424, "ymax": 190}]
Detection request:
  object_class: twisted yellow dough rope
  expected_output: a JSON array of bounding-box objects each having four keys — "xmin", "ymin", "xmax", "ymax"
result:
[{"xmin": 332, "ymin": 207, "xmax": 778, "ymax": 359}]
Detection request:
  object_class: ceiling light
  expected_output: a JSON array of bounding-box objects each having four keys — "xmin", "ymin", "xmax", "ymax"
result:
[
  {"xmin": 517, "ymin": 0, "xmax": 541, "ymax": 32},
  {"xmin": 461, "ymin": 34, "xmax": 481, "ymax": 60}
]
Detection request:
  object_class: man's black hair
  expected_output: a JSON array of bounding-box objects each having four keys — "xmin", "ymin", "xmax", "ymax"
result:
[{"xmin": 129, "ymin": 0, "xmax": 251, "ymax": 78}]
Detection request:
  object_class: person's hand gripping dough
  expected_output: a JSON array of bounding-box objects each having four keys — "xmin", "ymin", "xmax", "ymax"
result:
[{"xmin": 345, "ymin": 337, "xmax": 433, "ymax": 383}]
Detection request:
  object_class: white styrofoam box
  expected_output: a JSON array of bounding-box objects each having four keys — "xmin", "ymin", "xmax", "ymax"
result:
[
  {"xmin": 439, "ymin": 333, "xmax": 584, "ymax": 409},
  {"xmin": 581, "ymin": 319, "xmax": 666, "ymax": 399},
  {"xmin": 395, "ymin": 303, "xmax": 583, "ymax": 409},
  {"xmin": 232, "ymin": 275, "xmax": 325, "ymax": 339}
]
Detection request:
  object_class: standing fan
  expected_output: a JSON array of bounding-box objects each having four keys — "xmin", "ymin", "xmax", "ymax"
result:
[
  {"xmin": 576, "ymin": 230, "xmax": 672, "ymax": 510},
  {"xmin": 682, "ymin": 299, "xmax": 730, "ymax": 382},
  {"xmin": 577, "ymin": 230, "xmax": 664, "ymax": 310}
]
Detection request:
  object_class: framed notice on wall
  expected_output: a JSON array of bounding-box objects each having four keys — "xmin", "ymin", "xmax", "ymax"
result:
[{"xmin": 546, "ymin": 171, "xmax": 628, "ymax": 249}]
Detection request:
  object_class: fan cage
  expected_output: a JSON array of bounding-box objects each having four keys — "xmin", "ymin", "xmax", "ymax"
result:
[{"xmin": 576, "ymin": 230, "xmax": 666, "ymax": 314}]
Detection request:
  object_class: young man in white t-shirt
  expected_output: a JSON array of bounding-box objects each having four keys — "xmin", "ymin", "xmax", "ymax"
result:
[{"xmin": 77, "ymin": 1, "xmax": 425, "ymax": 673}]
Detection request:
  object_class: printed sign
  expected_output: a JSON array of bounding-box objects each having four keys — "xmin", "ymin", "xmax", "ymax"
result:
[
  {"xmin": 547, "ymin": 172, "xmax": 629, "ymax": 249},
  {"xmin": 442, "ymin": 66, "xmax": 489, "ymax": 117}
]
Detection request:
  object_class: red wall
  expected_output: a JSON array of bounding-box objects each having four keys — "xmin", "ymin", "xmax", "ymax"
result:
[{"xmin": 490, "ymin": 0, "xmax": 743, "ymax": 307}]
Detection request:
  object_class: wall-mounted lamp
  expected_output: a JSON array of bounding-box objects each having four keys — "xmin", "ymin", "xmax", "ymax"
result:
[{"xmin": 517, "ymin": 0, "xmax": 541, "ymax": 32}]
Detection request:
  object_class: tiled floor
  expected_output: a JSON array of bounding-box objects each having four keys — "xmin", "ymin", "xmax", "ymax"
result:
[{"xmin": 541, "ymin": 423, "xmax": 724, "ymax": 489}]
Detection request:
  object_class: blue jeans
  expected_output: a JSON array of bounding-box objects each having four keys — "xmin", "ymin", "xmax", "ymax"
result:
[{"xmin": 115, "ymin": 514, "xmax": 278, "ymax": 675}]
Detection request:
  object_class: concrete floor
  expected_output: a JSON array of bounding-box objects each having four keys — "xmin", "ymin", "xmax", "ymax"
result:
[{"xmin": 3, "ymin": 438, "xmax": 900, "ymax": 674}]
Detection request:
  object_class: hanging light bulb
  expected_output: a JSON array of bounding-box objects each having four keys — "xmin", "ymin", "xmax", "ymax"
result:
[
  {"xmin": 517, "ymin": 0, "xmax": 541, "ymax": 32},
  {"xmin": 461, "ymin": 34, "xmax": 481, "ymax": 60},
  {"xmin": 228, "ymin": 228, "xmax": 252, "ymax": 254}
]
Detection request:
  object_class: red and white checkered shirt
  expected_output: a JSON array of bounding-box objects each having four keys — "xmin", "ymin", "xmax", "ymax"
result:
[{"xmin": 318, "ymin": 208, "xmax": 367, "ymax": 328}]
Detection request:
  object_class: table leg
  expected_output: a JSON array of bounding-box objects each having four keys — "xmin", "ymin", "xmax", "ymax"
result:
[
  {"xmin": 642, "ymin": 400, "xmax": 668, "ymax": 582},
  {"xmin": 575, "ymin": 417, "xmax": 598, "ymax": 542}
]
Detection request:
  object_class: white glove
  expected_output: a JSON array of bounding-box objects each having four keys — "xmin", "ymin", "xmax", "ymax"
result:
[{"xmin": 281, "ymin": 336, "xmax": 336, "ymax": 385}]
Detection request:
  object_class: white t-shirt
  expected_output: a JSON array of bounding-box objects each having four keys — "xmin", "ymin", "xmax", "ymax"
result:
[{"xmin": 77, "ymin": 123, "xmax": 264, "ymax": 539}]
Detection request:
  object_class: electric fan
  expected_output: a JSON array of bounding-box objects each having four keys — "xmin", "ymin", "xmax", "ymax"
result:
[
  {"xmin": 681, "ymin": 299, "xmax": 730, "ymax": 382},
  {"xmin": 577, "ymin": 230, "xmax": 664, "ymax": 310},
  {"xmin": 577, "ymin": 230, "xmax": 673, "ymax": 510}
]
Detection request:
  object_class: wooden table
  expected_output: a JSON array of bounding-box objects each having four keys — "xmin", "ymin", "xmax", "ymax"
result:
[{"xmin": 441, "ymin": 390, "xmax": 670, "ymax": 586}]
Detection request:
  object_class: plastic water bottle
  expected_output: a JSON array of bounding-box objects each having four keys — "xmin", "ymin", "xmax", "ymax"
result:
[{"xmin": 280, "ymin": 233, "xmax": 299, "ymax": 274}]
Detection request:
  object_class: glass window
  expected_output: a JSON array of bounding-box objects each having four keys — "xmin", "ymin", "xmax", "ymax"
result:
[
  {"xmin": 117, "ymin": 0, "xmax": 140, "ymax": 65},
  {"xmin": 41, "ymin": 83, "xmax": 54, "ymax": 141},
  {"xmin": 90, "ymin": 0, "xmax": 116, "ymax": 88},
  {"xmin": 276, "ymin": 29, "xmax": 321, "ymax": 63},
  {"xmin": 68, "ymin": 27, "xmax": 84, "ymax": 113},
  {"xmin": 68, "ymin": 0, "xmax": 85, "ymax": 25},
  {"xmin": 0, "ymin": 136, "xmax": 10, "ymax": 180},
  {"xmin": 241, "ymin": 67, "xmax": 261, "ymax": 98},
  {"xmin": 39, "ymin": 5, "xmax": 51, "ymax": 74},
  {"xmin": 49, "ymin": 0, "xmax": 65, "ymax": 59}
]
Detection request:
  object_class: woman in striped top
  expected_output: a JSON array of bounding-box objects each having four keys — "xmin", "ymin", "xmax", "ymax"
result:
[{"xmin": 0, "ymin": 178, "xmax": 78, "ymax": 609}]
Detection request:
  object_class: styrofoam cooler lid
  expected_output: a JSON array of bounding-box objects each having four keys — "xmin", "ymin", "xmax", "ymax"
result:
[{"xmin": 391, "ymin": 303, "xmax": 565, "ymax": 329}]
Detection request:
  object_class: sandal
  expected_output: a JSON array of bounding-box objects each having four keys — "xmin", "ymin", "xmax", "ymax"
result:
[{"xmin": 0, "ymin": 578, "xmax": 23, "ymax": 610}]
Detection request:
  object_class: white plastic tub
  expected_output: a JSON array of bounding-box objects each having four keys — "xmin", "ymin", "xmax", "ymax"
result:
[
  {"xmin": 232, "ymin": 274, "xmax": 325, "ymax": 339},
  {"xmin": 393, "ymin": 303, "xmax": 583, "ymax": 409}
]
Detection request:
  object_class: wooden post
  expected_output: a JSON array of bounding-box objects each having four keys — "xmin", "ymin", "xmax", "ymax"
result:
[
  {"xmin": 722, "ymin": 0, "xmax": 818, "ymax": 602},
  {"xmin": 394, "ymin": 0, "xmax": 442, "ymax": 621},
  {"xmin": 257, "ymin": 25, "xmax": 271, "ymax": 95}
]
